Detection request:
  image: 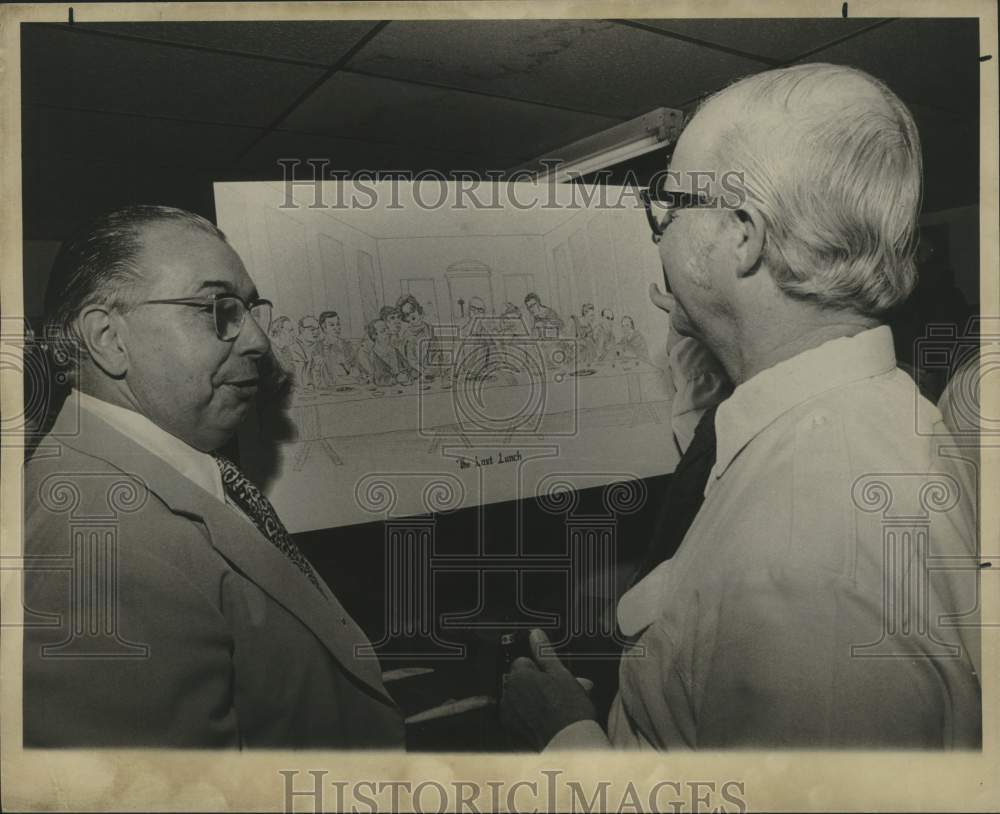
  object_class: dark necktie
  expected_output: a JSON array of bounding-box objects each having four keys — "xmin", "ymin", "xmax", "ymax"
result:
[
  {"xmin": 214, "ymin": 455, "xmax": 323, "ymax": 593},
  {"xmin": 630, "ymin": 405, "xmax": 719, "ymax": 586}
]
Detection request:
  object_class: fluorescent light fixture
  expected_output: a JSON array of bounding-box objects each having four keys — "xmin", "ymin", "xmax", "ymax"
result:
[{"xmin": 515, "ymin": 107, "xmax": 685, "ymax": 183}]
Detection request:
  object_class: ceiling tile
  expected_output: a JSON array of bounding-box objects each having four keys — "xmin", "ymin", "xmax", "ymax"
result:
[
  {"xmin": 281, "ymin": 72, "xmax": 622, "ymax": 164},
  {"xmin": 23, "ymin": 106, "xmax": 261, "ymax": 167},
  {"xmin": 347, "ymin": 20, "xmax": 763, "ymax": 116},
  {"xmin": 22, "ymin": 158, "xmax": 228, "ymax": 240},
  {"xmin": 239, "ymin": 129, "xmax": 519, "ymax": 175},
  {"xmin": 791, "ymin": 18, "xmax": 978, "ymax": 114},
  {"xmin": 21, "ymin": 24, "xmax": 327, "ymax": 126},
  {"xmin": 80, "ymin": 21, "xmax": 377, "ymax": 65},
  {"xmin": 637, "ymin": 18, "xmax": 881, "ymax": 62}
]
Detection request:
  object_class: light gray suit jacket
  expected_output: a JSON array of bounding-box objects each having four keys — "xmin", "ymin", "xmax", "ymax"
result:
[{"xmin": 23, "ymin": 398, "xmax": 404, "ymax": 748}]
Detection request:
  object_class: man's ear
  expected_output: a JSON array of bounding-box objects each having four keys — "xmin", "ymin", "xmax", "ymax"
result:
[
  {"xmin": 731, "ymin": 206, "xmax": 766, "ymax": 278},
  {"xmin": 76, "ymin": 305, "xmax": 129, "ymax": 378}
]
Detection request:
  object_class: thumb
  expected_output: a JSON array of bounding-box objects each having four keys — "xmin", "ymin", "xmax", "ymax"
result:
[
  {"xmin": 649, "ymin": 282, "xmax": 675, "ymax": 314},
  {"xmin": 528, "ymin": 629, "xmax": 572, "ymax": 677}
]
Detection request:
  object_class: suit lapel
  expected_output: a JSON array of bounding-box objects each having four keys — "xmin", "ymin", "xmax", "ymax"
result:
[
  {"xmin": 197, "ymin": 509, "xmax": 391, "ymax": 702},
  {"xmin": 50, "ymin": 398, "xmax": 393, "ymax": 705}
]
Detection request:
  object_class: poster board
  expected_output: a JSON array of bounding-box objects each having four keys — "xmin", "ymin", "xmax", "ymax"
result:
[{"xmin": 215, "ymin": 179, "xmax": 679, "ymax": 531}]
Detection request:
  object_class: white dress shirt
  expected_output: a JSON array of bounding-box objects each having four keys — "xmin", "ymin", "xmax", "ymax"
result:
[
  {"xmin": 73, "ymin": 390, "xmax": 254, "ymax": 526},
  {"xmin": 549, "ymin": 325, "xmax": 980, "ymax": 750}
]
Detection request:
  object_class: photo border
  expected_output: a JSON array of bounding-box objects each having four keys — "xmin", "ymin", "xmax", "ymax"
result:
[{"xmin": 1, "ymin": 1, "xmax": 997, "ymax": 811}]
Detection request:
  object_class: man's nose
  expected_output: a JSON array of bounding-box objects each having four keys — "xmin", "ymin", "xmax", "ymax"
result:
[{"xmin": 237, "ymin": 314, "xmax": 271, "ymax": 356}]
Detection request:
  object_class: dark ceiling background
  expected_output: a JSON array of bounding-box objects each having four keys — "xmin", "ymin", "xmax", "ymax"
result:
[{"xmin": 21, "ymin": 17, "xmax": 980, "ymax": 241}]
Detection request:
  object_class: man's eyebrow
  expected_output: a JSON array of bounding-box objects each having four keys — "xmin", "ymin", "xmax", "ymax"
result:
[
  {"xmin": 196, "ymin": 281, "xmax": 261, "ymax": 300},
  {"xmin": 196, "ymin": 280, "xmax": 234, "ymax": 292}
]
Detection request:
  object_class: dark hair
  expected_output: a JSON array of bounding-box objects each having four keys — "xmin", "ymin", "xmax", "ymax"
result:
[
  {"xmin": 366, "ymin": 319, "xmax": 386, "ymax": 341},
  {"xmin": 318, "ymin": 310, "xmax": 340, "ymax": 328},
  {"xmin": 396, "ymin": 294, "xmax": 423, "ymax": 316},
  {"xmin": 524, "ymin": 292, "xmax": 540, "ymax": 306},
  {"xmin": 269, "ymin": 315, "xmax": 292, "ymax": 336},
  {"xmin": 601, "ymin": 308, "xmax": 614, "ymax": 319},
  {"xmin": 622, "ymin": 315, "xmax": 635, "ymax": 330},
  {"xmin": 298, "ymin": 316, "xmax": 319, "ymax": 330},
  {"xmin": 581, "ymin": 303, "xmax": 594, "ymax": 315},
  {"xmin": 43, "ymin": 205, "xmax": 226, "ymax": 378}
]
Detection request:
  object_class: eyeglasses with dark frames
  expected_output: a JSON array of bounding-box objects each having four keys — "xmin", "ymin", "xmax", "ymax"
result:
[
  {"xmin": 137, "ymin": 293, "xmax": 273, "ymax": 341},
  {"xmin": 641, "ymin": 186, "xmax": 716, "ymax": 243}
]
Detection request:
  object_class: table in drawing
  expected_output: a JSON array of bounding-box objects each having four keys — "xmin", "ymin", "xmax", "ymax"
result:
[{"xmin": 277, "ymin": 358, "xmax": 667, "ymax": 469}]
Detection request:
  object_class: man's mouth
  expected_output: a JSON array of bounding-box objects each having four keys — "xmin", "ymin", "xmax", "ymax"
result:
[{"xmin": 226, "ymin": 377, "xmax": 259, "ymax": 392}]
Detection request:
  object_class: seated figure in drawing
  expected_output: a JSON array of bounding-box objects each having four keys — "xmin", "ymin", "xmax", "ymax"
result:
[
  {"xmin": 524, "ymin": 292, "xmax": 563, "ymax": 338},
  {"xmin": 499, "ymin": 302, "xmax": 530, "ymax": 336},
  {"xmin": 457, "ymin": 297, "xmax": 498, "ymax": 380},
  {"xmin": 616, "ymin": 315, "xmax": 650, "ymax": 362},
  {"xmin": 379, "ymin": 305, "xmax": 405, "ymax": 357},
  {"xmin": 397, "ymin": 294, "xmax": 434, "ymax": 372},
  {"xmin": 355, "ymin": 336, "xmax": 374, "ymax": 383},
  {"xmin": 594, "ymin": 307, "xmax": 618, "ymax": 361},
  {"xmin": 318, "ymin": 310, "xmax": 357, "ymax": 382},
  {"xmin": 367, "ymin": 318, "xmax": 417, "ymax": 387},
  {"xmin": 291, "ymin": 315, "xmax": 331, "ymax": 390},
  {"xmin": 268, "ymin": 316, "xmax": 300, "ymax": 379},
  {"xmin": 458, "ymin": 296, "xmax": 489, "ymax": 338},
  {"xmin": 572, "ymin": 303, "xmax": 599, "ymax": 365}
]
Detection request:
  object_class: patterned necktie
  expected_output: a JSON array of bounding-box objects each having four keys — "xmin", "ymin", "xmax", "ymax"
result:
[
  {"xmin": 213, "ymin": 455, "xmax": 323, "ymax": 593},
  {"xmin": 630, "ymin": 404, "xmax": 720, "ymax": 587}
]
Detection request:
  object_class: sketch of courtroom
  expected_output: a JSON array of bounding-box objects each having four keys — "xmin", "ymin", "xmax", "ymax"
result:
[{"xmin": 215, "ymin": 181, "xmax": 676, "ymax": 532}]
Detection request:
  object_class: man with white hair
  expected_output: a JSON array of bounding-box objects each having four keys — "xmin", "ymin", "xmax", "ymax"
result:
[{"xmin": 500, "ymin": 64, "xmax": 980, "ymax": 750}]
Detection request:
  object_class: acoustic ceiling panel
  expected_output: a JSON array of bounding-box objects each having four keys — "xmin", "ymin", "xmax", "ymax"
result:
[
  {"xmin": 791, "ymin": 18, "xmax": 979, "ymax": 114},
  {"xmin": 23, "ymin": 106, "xmax": 263, "ymax": 168},
  {"xmin": 238, "ymin": 129, "xmax": 519, "ymax": 175},
  {"xmin": 346, "ymin": 19, "xmax": 764, "ymax": 116},
  {"xmin": 80, "ymin": 21, "xmax": 378, "ymax": 65},
  {"xmin": 22, "ymin": 158, "xmax": 234, "ymax": 239},
  {"xmin": 17, "ymin": 18, "xmax": 980, "ymax": 238},
  {"xmin": 21, "ymin": 24, "xmax": 327, "ymax": 126},
  {"xmin": 636, "ymin": 18, "xmax": 883, "ymax": 62},
  {"xmin": 281, "ymin": 71, "xmax": 622, "ymax": 164}
]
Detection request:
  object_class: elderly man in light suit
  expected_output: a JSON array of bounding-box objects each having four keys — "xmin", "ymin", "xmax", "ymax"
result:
[
  {"xmin": 24, "ymin": 206, "xmax": 403, "ymax": 748},
  {"xmin": 500, "ymin": 64, "xmax": 980, "ymax": 750}
]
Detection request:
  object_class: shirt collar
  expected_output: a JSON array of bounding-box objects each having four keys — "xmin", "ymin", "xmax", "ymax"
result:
[
  {"xmin": 73, "ymin": 389, "xmax": 226, "ymax": 503},
  {"xmin": 709, "ymin": 325, "xmax": 897, "ymax": 491}
]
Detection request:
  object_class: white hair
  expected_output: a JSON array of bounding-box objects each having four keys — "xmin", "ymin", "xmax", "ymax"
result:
[{"xmin": 703, "ymin": 63, "xmax": 922, "ymax": 316}]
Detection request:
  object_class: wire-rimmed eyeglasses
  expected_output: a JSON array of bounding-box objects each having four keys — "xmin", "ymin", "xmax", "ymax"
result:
[{"xmin": 137, "ymin": 293, "xmax": 273, "ymax": 341}]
